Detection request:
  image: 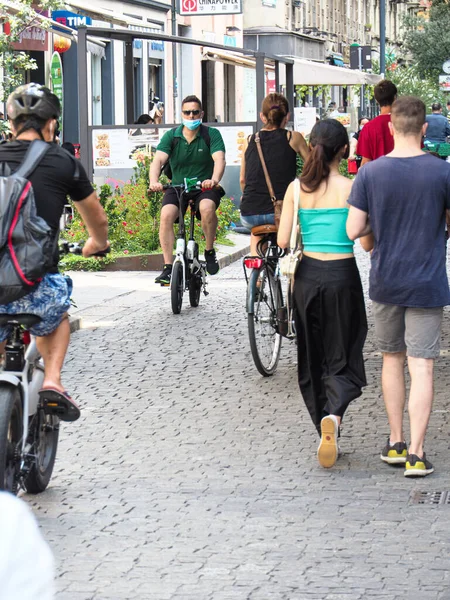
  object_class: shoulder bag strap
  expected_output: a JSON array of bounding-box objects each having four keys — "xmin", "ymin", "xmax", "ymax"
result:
[
  {"xmin": 291, "ymin": 178, "xmax": 301, "ymax": 250},
  {"xmin": 255, "ymin": 131, "xmax": 276, "ymax": 202},
  {"xmin": 14, "ymin": 140, "xmax": 50, "ymax": 179}
]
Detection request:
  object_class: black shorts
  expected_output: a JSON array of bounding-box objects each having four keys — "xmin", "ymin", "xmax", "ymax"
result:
[{"xmin": 162, "ymin": 187, "xmax": 224, "ymax": 220}]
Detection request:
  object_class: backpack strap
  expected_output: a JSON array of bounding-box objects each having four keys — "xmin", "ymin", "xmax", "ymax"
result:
[
  {"xmin": 199, "ymin": 125, "xmax": 211, "ymax": 149},
  {"xmin": 14, "ymin": 140, "xmax": 50, "ymax": 180}
]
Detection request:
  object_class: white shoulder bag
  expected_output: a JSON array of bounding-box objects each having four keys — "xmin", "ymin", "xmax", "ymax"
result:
[{"xmin": 279, "ymin": 178, "xmax": 303, "ymax": 279}]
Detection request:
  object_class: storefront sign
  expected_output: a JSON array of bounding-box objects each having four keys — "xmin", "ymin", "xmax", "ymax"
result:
[
  {"xmin": 148, "ymin": 40, "xmax": 165, "ymax": 60},
  {"xmin": 266, "ymin": 71, "xmax": 276, "ymax": 95},
  {"xmin": 439, "ymin": 75, "xmax": 450, "ymax": 92},
  {"xmin": 224, "ymin": 35, "xmax": 237, "ymax": 47},
  {"xmin": 7, "ymin": 12, "xmax": 49, "ymax": 53},
  {"xmin": 52, "ymin": 11, "xmax": 92, "ymax": 30},
  {"xmin": 50, "ymin": 52, "xmax": 63, "ymax": 141},
  {"xmin": 178, "ymin": 0, "xmax": 242, "ymax": 16}
]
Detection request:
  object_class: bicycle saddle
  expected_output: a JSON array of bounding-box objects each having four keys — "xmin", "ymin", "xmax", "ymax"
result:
[
  {"xmin": 0, "ymin": 313, "xmax": 42, "ymax": 327},
  {"xmin": 251, "ymin": 224, "xmax": 278, "ymax": 236}
]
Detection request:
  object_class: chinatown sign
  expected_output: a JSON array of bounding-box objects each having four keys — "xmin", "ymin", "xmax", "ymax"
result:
[{"xmin": 178, "ymin": 0, "xmax": 242, "ymax": 16}]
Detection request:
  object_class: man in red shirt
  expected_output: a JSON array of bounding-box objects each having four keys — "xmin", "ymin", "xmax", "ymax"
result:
[{"xmin": 357, "ymin": 80, "xmax": 397, "ymax": 165}]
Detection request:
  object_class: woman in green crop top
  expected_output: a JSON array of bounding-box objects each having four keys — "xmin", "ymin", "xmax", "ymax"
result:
[{"xmin": 278, "ymin": 119, "xmax": 371, "ymax": 469}]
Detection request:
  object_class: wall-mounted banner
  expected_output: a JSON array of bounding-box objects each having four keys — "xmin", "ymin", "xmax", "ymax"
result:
[
  {"xmin": 178, "ymin": 0, "xmax": 242, "ymax": 16},
  {"xmin": 50, "ymin": 52, "xmax": 63, "ymax": 141}
]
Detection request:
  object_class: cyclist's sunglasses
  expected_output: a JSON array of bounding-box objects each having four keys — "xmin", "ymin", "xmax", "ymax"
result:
[{"xmin": 182, "ymin": 109, "xmax": 201, "ymax": 116}]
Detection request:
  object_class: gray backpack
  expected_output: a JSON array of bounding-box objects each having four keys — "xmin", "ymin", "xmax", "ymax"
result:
[{"xmin": 0, "ymin": 140, "xmax": 54, "ymax": 304}]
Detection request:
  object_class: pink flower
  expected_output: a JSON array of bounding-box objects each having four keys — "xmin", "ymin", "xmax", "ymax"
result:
[
  {"xmin": 122, "ymin": 221, "xmax": 127, "ymax": 226},
  {"xmin": 123, "ymin": 249, "xmax": 129, "ymax": 254},
  {"xmin": 127, "ymin": 230, "xmax": 133, "ymax": 234}
]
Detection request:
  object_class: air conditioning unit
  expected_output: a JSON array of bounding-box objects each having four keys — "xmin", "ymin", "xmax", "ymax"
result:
[{"xmin": 293, "ymin": 0, "xmax": 303, "ymax": 6}]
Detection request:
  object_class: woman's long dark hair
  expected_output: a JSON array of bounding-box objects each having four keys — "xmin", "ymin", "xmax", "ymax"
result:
[{"xmin": 300, "ymin": 119, "xmax": 349, "ymax": 193}]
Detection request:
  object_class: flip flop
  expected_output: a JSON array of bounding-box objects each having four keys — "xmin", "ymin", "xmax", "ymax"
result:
[{"xmin": 38, "ymin": 389, "xmax": 81, "ymax": 422}]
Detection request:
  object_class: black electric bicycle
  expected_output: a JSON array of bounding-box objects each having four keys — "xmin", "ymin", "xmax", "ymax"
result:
[
  {"xmin": 243, "ymin": 224, "xmax": 293, "ymax": 377},
  {"xmin": 163, "ymin": 178, "xmax": 209, "ymax": 315}
]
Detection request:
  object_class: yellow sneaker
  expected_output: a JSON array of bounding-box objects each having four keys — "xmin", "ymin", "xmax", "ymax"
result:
[
  {"xmin": 317, "ymin": 415, "xmax": 339, "ymax": 468},
  {"xmin": 404, "ymin": 453, "xmax": 434, "ymax": 477},
  {"xmin": 380, "ymin": 439, "xmax": 407, "ymax": 465}
]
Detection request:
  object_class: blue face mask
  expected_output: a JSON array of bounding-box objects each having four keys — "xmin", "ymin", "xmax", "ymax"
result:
[{"xmin": 183, "ymin": 118, "xmax": 202, "ymax": 130}]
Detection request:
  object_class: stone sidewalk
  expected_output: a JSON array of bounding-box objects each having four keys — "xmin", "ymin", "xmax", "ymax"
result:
[
  {"xmin": 26, "ymin": 245, "xmax": 450, "ymax": 600},
  {"xmin": 68, "ymin": 231, "xmax": 250, "ymax": 330}
]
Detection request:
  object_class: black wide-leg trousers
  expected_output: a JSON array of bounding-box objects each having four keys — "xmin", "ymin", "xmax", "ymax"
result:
[{"xmin": 293, "ymin": 256, "xmax": 368, "ymax": 435}]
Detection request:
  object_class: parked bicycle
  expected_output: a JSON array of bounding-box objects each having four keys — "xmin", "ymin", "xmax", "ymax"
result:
[
  {"xmin": 163, "ymin": 178, "xmax": 209, "ymax": 315},
  {"xmin": 0, "ymin": 241, "xmax": 109, "ymax": 494},
  {"xmin": 243, "ymin": 224, "xmax": 293, "ymax": 377}
]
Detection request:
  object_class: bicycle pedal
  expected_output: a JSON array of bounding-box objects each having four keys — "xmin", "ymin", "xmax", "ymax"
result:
[{"xmin": 160, "ymin": 282, "xmax": 170, "ymax": 287}]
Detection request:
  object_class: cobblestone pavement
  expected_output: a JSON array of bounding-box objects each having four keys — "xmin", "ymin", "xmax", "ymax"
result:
[{"xmin": 25, "ymin": 247, "xmax": 450, "ymax": 600}]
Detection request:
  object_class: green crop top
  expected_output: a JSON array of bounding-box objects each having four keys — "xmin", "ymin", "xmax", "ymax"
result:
[{"xmin": 299, "ymin": 207, "xmax": 354, "ymax": 253}]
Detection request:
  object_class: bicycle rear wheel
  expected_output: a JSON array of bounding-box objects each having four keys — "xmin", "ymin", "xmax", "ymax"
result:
[
  {"xmin": 247, "ymin": 264, "xmax": 282, "ymax": 376},
  {"xmin": 0, "ymin": 384, "xmax": 23, "ymax": 494},
  {"xmin": 171, "ymin": 261, "xmax": 184, "ymax": 314}
]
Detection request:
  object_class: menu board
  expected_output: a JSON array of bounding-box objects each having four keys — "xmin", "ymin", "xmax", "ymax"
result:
[
  {"xmin": 333, "ymin": 113, "xmax": 351, "ymax": 128},
  {"xmin": 93, "ymin": 125, "xmax": 254, "ymax": 171},
  {"xmin": 294, "ymin": 107, "xmax": 317, "ymax": 137},
  {"xmin": 219, "ymin": 125, "xmax": 254, "ymax": 165},
  {"xmin": 93, "ymin": 127, "xmax": 167, "ymax": 170}
]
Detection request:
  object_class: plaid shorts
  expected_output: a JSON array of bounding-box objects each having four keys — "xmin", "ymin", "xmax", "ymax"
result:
[{"xmin": 0, "ymin": 273, "xmax": 73, "ymax": 341}]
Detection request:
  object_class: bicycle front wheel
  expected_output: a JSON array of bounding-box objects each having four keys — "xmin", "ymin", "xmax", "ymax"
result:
[
  {"xmin": 247, "ymin": 265, "xmax": 282, "ymax": 376},
  {"xmin": 171, "ymin": 261, "xmax": 184, "ymax": 314},
  {"xmin": 0, "ymin": 384, "xmax": 23, "ymax": 494},
  {"xmin": 23, "ymin": 410, "xmax": 59, "ymax": 494}
]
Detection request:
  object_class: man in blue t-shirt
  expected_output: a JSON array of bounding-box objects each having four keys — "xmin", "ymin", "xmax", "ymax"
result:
[
  {"xmin": 347, "ymin": 95, "xmax": 450, "ymax": 478},
  {"xmin": 424, "ymin": 102, "xmax": 450, "ymax": 145}
]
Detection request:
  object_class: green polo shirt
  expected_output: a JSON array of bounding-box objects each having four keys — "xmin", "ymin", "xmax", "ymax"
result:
[{"xmin": 157, "ymin": 125, "xmax": 225, "ymax": 185}]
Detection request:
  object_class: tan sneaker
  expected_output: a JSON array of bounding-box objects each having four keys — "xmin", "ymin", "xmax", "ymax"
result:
[{"xmin": 317, "ymin": 415, "xmax": 339, "ymax": 468}]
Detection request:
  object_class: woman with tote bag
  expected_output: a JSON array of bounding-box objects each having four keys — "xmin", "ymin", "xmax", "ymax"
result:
[
  {"xmin": 278, "ymin": 119, "xmax": 369, "ymax": 469},
  {"xmin": 239, "ymin": 93, "xmax": 309, "ymax": 256}
]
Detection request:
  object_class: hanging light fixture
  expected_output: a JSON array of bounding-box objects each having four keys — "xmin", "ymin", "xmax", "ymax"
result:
[{"xmin": 54, "ymin": 35, "xmax": 71, "ymax": 54}]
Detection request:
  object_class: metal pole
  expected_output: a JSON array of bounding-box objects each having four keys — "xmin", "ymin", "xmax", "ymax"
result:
[
  {"xmin": 379, "ymin": 0, "xmax": 386, "ymax": 77},
  {"xmin": 125, "ymin": 40, "xmax": 134, "ymax": 124},
  {"xmin": 77, "ymin": 27, "xmax": 90, "ymax": 177},
  {"xmin": 286, "ymin": 63, "xmax": 294, "ymax": 114},
  {"xmin": 358, "ymin": 46, "xmax": 365, "ymax": 116},
  {"xmin": 255, "ymin": 52, "xmax": 265, "ymax": 127},
  {"xmin": 171, "ymin": 0, "xmax": 178, "ymax": 121}
]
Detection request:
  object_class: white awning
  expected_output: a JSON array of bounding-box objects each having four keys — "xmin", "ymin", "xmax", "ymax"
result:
[
  {"xmin": 202, "ymin": 49, "xmax": 275, "ymax": 71},
  {"xmin": 280, "ymin": 57, "xmax": 382, "ymax": 86}
]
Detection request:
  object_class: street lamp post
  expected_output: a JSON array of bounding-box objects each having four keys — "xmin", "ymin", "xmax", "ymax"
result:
[
  {"xmin": 171, "ymin": 0, "xmax": 178, "ymax": 121},
  {"xmin": 379, "ymin": 0, "xmax": 386, "ymax": 77}
]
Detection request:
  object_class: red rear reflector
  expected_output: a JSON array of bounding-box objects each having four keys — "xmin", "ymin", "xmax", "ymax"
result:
[
  {"xmin": 22, "ymin": 331, "xmax": 31, "ymax": 345},
  {"xmin": 244, "ymin": 258, "xmax": 263, "ymax": 269}
]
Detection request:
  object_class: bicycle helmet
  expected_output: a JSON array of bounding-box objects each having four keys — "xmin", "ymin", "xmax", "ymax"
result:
[{"xmin": 6, "ymin": 83, "xmax": 61, "ymax": 121}]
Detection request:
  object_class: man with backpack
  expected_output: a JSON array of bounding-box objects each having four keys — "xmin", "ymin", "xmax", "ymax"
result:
[
  {"xmin": 149, "ymin": 95, "xmax": 226, "ymax": 284},
  {"xmin": 0, "ymin": 83, "xmax": 109, "ymax": 422}
]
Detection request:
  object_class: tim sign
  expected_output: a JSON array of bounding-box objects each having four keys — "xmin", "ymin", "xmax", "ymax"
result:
[{"xmin": 178, "ymin": 0, "xmax": 243, "ymax": 16}]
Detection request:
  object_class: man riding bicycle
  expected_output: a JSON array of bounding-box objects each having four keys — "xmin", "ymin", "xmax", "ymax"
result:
[
  {"xmin": 0, "ymin": 83, "xmax": 109, "ymax": 422},
  {"xmin": 149, "ymin": 95, "xmax": 226, "ymax": 284}
]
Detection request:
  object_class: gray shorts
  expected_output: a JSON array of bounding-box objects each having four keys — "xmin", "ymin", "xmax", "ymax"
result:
[{"xmin": 372, "ymin": 301, "xmax": 443, "ymax": 359}]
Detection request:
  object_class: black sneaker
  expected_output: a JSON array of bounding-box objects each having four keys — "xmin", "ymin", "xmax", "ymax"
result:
[
  {"xmin": 380, "ymin": 439, "xmax": 408, "ymax": 465},
  {"xmin": 404, "ymin": 453, "xmax": 434, "ymax": 477},
  {"xmin": 205, "ymin": 249, "xmax": 219, "ymax": 275},
  {"xmin": 155, "ymin": 264, "xmax": 172, "ymax": 285}
]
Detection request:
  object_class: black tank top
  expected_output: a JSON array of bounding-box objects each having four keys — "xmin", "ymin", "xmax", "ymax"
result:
[{"xmin": 241, "ymin": 128, "xmax": 297, "ymax": 216}]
